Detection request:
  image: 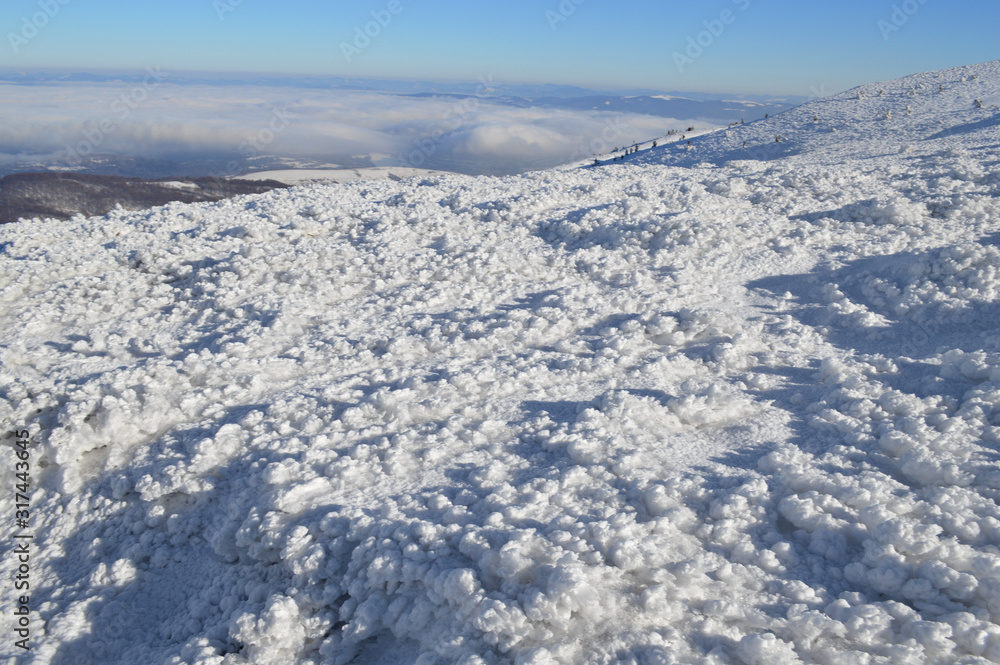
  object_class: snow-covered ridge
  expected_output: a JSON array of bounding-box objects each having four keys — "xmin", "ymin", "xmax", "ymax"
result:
[
  {"xmin": 621, "ymin": 60, "xmax": 1000, "ymax": 169},
  {"xmin": 1, "ymin": 61, "xmax": 999, "ymax": 664}
]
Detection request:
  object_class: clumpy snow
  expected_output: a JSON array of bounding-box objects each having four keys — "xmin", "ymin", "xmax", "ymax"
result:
[
  {"xmin": 233, "ymin": 168, "xmax": 455, "ymax": 186},
  {"xmin": 1, "ymin": 61, "xmax": 1000, "ymax": 665}
]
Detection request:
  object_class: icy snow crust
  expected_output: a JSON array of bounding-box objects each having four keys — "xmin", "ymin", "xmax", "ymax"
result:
[{"xmin": 2, "ymin": 61, "xmax": 1000, "ymax": 665}]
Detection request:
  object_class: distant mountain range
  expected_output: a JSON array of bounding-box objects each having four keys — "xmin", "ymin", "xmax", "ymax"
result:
[{"xmin": 0, "ymin": 69, "xmax": 810, "ymax": 104}]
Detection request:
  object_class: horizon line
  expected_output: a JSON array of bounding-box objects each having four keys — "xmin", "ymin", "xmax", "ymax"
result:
[{"xmin": 0, "ymin": 66, "xmax": 819, "ymax": 99}]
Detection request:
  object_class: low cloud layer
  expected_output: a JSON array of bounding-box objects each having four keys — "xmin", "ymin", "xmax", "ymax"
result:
[{"xmin": 0, "ymin": 79, "xmax": 704, "ymax": 176}]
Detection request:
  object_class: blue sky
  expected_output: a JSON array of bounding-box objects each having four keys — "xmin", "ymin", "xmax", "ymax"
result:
[{"xmin": 1, "ymin": 0, "xmax": 998, "ymax": 95}]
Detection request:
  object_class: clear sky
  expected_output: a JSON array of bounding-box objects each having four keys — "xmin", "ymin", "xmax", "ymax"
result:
[{"xmin": 1, "ymin": 0, "xmax": 998, "ymax": 95}]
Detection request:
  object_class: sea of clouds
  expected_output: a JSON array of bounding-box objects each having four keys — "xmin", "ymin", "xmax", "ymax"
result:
[{"xmin": 0, "ymin": 77, "xmax": 692, "ymax": 176}]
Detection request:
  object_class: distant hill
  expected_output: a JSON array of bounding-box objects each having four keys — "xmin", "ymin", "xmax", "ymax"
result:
[{"xmin": 0, "ymin": 173, "xmax": 288, "ymax": 224}]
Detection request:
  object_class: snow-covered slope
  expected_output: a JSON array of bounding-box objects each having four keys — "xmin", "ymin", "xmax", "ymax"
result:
[
  {"xmin": 1, "ymin": 61, "xmax": 999, "ymax": 665},
  {"xmin": 624, "ymin": 60, "xmax": 1000, "ymax": 169},
  {"xmin": 233, "ymin": 167, "xmax": 456, "ymax": 186}
]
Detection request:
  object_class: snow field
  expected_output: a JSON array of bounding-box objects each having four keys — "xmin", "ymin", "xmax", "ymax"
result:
[{"xmin": 1, "ymin": 61, "xmax": 1000, "ymax": 664}]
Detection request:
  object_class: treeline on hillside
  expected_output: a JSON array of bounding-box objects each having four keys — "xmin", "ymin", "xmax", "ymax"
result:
[{"xmin": 0, "ymin": 172, "xmax": 289, "ymax": 224}]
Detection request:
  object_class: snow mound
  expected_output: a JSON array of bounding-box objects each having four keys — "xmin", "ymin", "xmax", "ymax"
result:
[{"xmin": 2, "ymin": 60, "xmax": 1000, "ymax": 665}]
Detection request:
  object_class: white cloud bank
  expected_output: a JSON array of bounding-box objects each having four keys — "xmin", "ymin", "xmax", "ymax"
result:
[{"xmin": 0, "ymin": 80, "xmax": 702, "ymax": 176}]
